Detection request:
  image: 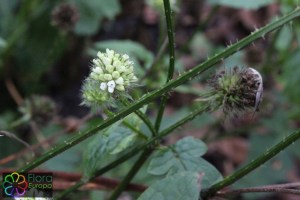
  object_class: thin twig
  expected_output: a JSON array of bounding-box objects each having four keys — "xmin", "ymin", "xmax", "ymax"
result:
[
  {"xmin": 0, "ymin": 114, "xmax": 93, "ymax": 166},
  {"xmin": 29, "ymin": 121, "xmax": 50, "ymax": 150},
  {"xmin": 0, "ymin": 130, "xmax": 63, "ymax": 166},
  {"xmin": 4, "ymin": 78, "xmax": 24, "ymax": 106},
  {"xmin": 218, "ymin": 185, "xmax": 300, "ymax": 196},
  {"xmin": 0, "ymin": 130, "xmax": 35, "ymax": 157}
]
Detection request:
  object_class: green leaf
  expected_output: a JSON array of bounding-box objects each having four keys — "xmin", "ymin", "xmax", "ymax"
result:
[
  {"xmin": 124, "ymin": 105, "xmax": 148, "ymax": 130},
  {"xmin": 148, "ymin": 137, "xmax": 222, "ymax": 188},
  {"xmin": 110, "ymin": 132, "xmax": 137, "ymax": 155},
  {"xmin": 0, "ymin": 0, "xmax": 18, "ymax": 37},
  {"xmin": 275, "ymin": 26, "xmax": 293, "ymax": 50},
  {"xmin": 83, "ymin": 120, "xmax": 145, "ymax": 177},
  {"xmin": 0, "ymin": 37, "xmax": 6, "ymax": 49},
  {"xmin": 72, "ymin": 0, "xmax": 120, "ymax": 35},
  {"xmin": 138, "ymin": 172, "xmax": 201, "ymax": 200},
  {"xmin": 90, "ymin": 40, "xmax": 154, "ymax": 76},
  {"xmin": 83, "ymin": 121, "xmax": 122, "ymax": 177},
  {"xmin": 208, "ymin": 0, "xmax": 274, "ymax": 9}
]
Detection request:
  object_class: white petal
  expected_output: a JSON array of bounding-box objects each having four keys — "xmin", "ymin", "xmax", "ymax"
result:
[
  {"xmin": 93, "ymin": 67, "xmax": 103, "ymax": 74},
  {"xmin": 107, "ymin": 80, "xmax": 116, "ymax": 88},
  {"xmin": 100, "ymin": 82, "xmax": 107, "ymax": 90},
  {"xmin": 122, "ymin": 54, "xmax": 129, "ymax": 60},
  {"xmin": 108, "ymin": 86, "xmax": 115, "ymax": 93}
]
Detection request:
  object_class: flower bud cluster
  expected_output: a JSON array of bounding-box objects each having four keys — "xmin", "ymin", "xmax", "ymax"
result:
[{"xmin": 81, "ymin": 49, "xmax": 138, "ymax": 107}]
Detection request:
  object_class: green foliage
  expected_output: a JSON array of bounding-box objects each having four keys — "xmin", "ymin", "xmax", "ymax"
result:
[
  {"xmin": 71, "ymin": 0, "xmax": 121, "ymax": 35},
  {"xmin": 83, "ymin": 107, "xmax": 147, "ymax": 178},
  {"xmin": 209, "ymin": 0, "xmax": 274, "ymax": 9},
  {"xmin": 0, "ymin": 37, "xmax": 6, "ymax": 50},
  {"xmin": 2, "ymin": 1, "xmax": 300, "ymax": 200},
  {"xmin": 148, "ymin": 137, "xmax": 222, "ymax": 188},
  {"xmin": 138, "ymin": 172, "xmax": 201, "ymax": 200}
]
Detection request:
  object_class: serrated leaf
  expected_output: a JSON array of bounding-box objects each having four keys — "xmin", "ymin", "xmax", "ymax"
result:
[
  {"xmin": 83, "ymin": 120, "xmax": 145, "ymax": 178},
  {"xmin": 138, "ymin": 172, "xmax": 201, "ymax": 200},
  {"xmin": 148, "ymin": 137, "xmax": 222, "ymax": 188},
  {"xmin": 90, "ymin": 40, "xmax": 154, "ymax": 76},
  {"xmin": 208, "ymin": 0, "xmax": 274, "ymax": 9}
]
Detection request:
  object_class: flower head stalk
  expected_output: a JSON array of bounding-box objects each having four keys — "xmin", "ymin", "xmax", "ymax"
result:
[
  {"xmin": 81, "ymin": 49, "xmax": 138, "ymax": 108},
  {"xmin": 200, "ymin": 66, "xmax": 263, "ymax": 115}
]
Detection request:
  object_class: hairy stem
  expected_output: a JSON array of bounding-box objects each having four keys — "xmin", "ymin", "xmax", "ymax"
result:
[
  {"xmin": 108, "ymin": 148, "xmax": 153, "ymax": 200},
  {"xmin": 18, "ymin": 8, "xmax": 300, "ymax": 172},
  {"xmin": 202, "ymin": 129, "xmax": 300, "ymax": 199},
  {"xmin": 54, "ymin": 104, "xmax": 209, "ymax": 199},
  {"xmin": 155, "ymin": 0, "xmax": 175, "ymax": 132}
]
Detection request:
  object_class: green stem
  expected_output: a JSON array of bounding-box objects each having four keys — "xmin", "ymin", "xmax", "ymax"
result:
[
  {"xmin": 18, "ymin": 8, "xmax": 300, "ymax": 173},
  {"xmin": 122, "ymin": 121, "xmax": 148, "ymax": 141},
  {"xmin": 120, "ymin": 98, "xmax": 156, "ymax": 136},
  {"xmin": 201, "ymin": 129, "xmax": 300, "ymax": 199},
  {"xmin": 108, "ymin": 148, "xmax": 153, "ymax": 200},
  {"xmin": 155, "ymin": 0, "xmax": 175, "ymax": 132},
  {"xmin": 104, "ymin": 108, "xmax": 148, "ymax": 140},
  {"xmin": 54, "ymin": 104, "xmax": 209, "ymax": 199}
]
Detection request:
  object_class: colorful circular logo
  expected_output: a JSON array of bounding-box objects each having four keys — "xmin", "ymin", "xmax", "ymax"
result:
[{"xmin": 2, "ymin": 172, "xmax": 28, "ymax": 197}]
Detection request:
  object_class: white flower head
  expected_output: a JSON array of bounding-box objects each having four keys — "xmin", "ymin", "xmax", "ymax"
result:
[{"xmin": 81, "ymin": 49, "xmax": 138, "ymax": 108}]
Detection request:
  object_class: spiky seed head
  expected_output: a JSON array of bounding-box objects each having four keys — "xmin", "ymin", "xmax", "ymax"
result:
[{"xmin": 201, "ymin": 66, "xmax": 263, "ymax": 115}]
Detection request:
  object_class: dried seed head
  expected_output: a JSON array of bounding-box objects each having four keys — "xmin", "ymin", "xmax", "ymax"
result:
[
  {"xmin": 51, "ymin": 3, "xmax": 79, "ymax": 31},
  {"xmin": 19, "ymin": 95, "xmax": 56, "ymax": 124},
  {"xmin": 201, "ymin": 66, "xmax": 263, "ymax": 115}
]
